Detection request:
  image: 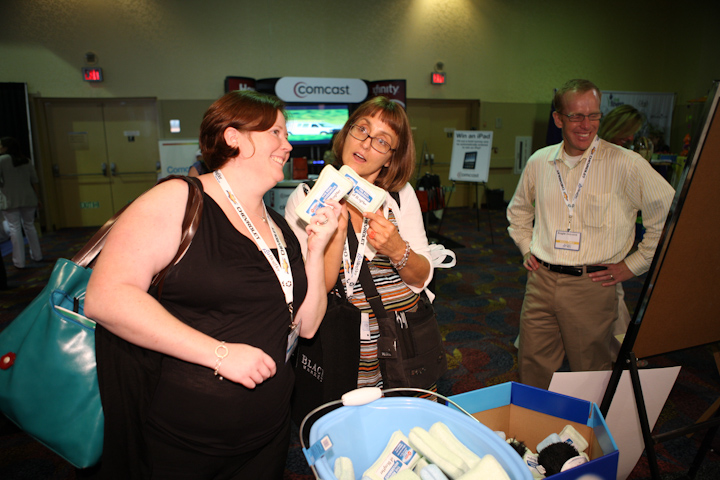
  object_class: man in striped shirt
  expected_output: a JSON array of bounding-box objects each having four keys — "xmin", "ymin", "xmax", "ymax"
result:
[{"xmin": 507, "ymin": 79, "xmax": 675, "ymax": 390}]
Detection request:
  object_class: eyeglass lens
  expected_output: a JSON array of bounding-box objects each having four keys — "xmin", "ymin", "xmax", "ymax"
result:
[
  {"xmin": 567, "ymin": 113, "xmax": 602, "ymax": 122},
  {"xmin": 350, "ymin": 125, "xmax": 392, "ymax": 153}
]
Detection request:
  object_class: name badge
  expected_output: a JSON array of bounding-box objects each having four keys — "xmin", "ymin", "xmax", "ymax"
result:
[
  {"xmin": 360, "ymin": 312, "xmax": 371, "ymax": 341},
  {"xmin": 555, "ymin": 230, "xmax": 581, "ymax": 251},
  {"xmin": 286, "ymin": 321, "xmax": 300, "ymax": 363}
]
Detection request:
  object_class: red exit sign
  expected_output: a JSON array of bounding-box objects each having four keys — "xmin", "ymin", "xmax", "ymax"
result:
[
  {"xmin": 431, "ymin": 72, "xmax": 446, "ymax": 85},
  {"xmin": 82, "ymin": 67, "xmax": 103, "ymax": 82}
]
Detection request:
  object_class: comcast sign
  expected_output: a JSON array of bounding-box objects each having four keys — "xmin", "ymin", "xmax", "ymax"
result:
[{"xmin": 275, "ymin": 77, "xmax": 368, "ymax": 103}]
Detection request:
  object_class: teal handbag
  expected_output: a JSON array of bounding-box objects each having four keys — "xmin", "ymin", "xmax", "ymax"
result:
[{"xmin": 0, "ymin": 175, "xmax": 203, "ymax": 469}]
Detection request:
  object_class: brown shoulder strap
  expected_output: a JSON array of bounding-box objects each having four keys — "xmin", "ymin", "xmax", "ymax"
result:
[
  {"xmin": 71, "ymin": 175, "xmax": 204, "ymax": 298},
  {"xmin": 151, "ymin": 176, "xmax": 204, "ymax": 296}
]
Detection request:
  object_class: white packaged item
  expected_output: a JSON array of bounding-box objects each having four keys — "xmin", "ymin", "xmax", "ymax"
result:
[
  {"xmin": 559, "ymin": 424, "xmax": 589, "ymax": 453},
  {"xmin": 412, "ymin": 457, "xmax": 430, "ymax": 474},
  {"xmin": 522, "ymin": 452, "xmax": 546, "ymax": 479},
  {"xmin": 457, "ymin": 454, "xmax": 511, "ymax": 480},
  {"xmin": 295, "ymin": 165, "xmax": 353, "ymax": 224},
  {"xmin": 389, "ymin": 470, "xmax": 421, "ymax": 480},
  {"xmin": 408, "ymin": 426, "xmax": 468, "ymax": 479},
  {"xmin": 419, "ymin": 463, "xmax": 450, "ymax": 480},
  {"xmin": 536, "ymin": 433, "xmax": 562, "ymax": 453},
  {"xmin": 560, "ymin": 455, "xmax": 588, "ymax": 472},
  {"xmin": 334, "ymin": 456, "xmax": 356, "ymax": 480},
  {"xmin": 339, "ymin": 165, "xmax": 387, "ymax": 214},
  {"xmin": 429, "ymin": 422, "xmax": 481, "ymax": 470},
  {"xmin": 362, "ymin": 430, "xmax": 420, "ymax": 480}
]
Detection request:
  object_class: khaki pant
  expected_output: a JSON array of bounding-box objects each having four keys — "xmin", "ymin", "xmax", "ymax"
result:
[{"xmin": 518, "ymin": 264, "xmax": 618, "ymax": 390}]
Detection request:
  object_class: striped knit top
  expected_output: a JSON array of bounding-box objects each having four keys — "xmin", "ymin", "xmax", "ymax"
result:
[{"xmin": 340, "ymin": 207, "xmax": 420, "ymax": 388}]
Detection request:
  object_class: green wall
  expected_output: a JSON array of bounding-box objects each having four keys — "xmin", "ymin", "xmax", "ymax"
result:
[
  {"xmin": 3, "ymin": 0, "xmax": 718, "ymax": 105},
  {"xmin": 3, "ymin": 0, "xmax": 719, "ymax": 204}
]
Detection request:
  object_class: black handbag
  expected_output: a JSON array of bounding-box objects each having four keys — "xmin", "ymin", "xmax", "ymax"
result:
[
  {"xmin": 290, "ymin": 283, "xmax": 360, "ymax": 426},
  {"xmin": 359, "ymin": 256, "xmax": 448, "ymax": 389},
  {"xmin": 339, "ymin": 210, "xmax": 446, "ymax": 390}
]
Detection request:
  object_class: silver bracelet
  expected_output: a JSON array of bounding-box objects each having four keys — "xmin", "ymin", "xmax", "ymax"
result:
[
  {"xmin": 391, "ymin": 241, "xmax": 411, "ymax": 271},
  {"xmin": 214, "ymin": 341, "xmax": 229, "ymax": 380}
]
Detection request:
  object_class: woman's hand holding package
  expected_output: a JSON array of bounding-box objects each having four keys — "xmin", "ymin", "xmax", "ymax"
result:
[
  {"xmin": 297, "ymin": 200, "xmax": 344, "ymax": 338},
  {"xmin": 305, "ymin": 200, "xmax": 343, "ymax": 255}
]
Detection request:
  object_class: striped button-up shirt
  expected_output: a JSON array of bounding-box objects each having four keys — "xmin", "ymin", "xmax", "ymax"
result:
[{"xmin": 507, "ymin": 137, "xmax": 675, "ymax": 276}]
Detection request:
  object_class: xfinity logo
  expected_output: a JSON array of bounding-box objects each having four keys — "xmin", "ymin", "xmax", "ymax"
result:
[
  {"xmin": 372, "ymin": 84, "xmax": 400, "ymax": 97},
  {"xmin": 276, "ymin": 77, "xmax": 368, "ymax": 103}
]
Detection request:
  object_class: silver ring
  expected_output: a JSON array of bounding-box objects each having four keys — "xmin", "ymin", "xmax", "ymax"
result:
[
  {"xmin": 317, "ymin": 216, "xmax": 329, "ymax": 225},
  {"xmin": 610, "ymin": 274, "xmax": 614, "ymax": 280}
]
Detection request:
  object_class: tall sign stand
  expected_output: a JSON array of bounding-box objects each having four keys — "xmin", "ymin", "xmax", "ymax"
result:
[{"xmin": 600, "ymin": 81, "xmax": 720, "ymax": 479}]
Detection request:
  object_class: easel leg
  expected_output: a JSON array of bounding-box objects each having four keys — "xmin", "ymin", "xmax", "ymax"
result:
[
  {"xmin": 437, "ymin": 181, "xmax": 455, "ymax": 235},
  {"xmin": 628, "ymin": 351, "xmax": 662, "ymax": 480},
  {"xmin": 688, "ymin": 347, "xmax": 720, "ymax": 437},
  {"xmin": 475, "ymin": 183, "xmax": 480, "ymax": 231},
  {"xmin": 688, "ymin": 405, "xmax": 720, "ymax": 479},
  {"xmin": 488, "ymin": 210, "xmax": 495, "ymax": 244}
]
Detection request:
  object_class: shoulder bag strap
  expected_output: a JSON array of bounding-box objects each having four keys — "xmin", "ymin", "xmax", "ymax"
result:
[
  {"xmin": 347, "ymin": 213, "xmax": 406, "ymax": 384},
  {"xmin": 345, "ymin": 213, "xmax": 388, "ymax": 321},
  {"xmin": 70, "ymin": 175, "xmax": 204, "ymax": 298}
]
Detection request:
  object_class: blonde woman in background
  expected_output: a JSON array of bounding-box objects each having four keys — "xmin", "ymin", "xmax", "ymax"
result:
[{"xmin": 598, "ymin": 104, "xmax": 645, "ymax": 360}]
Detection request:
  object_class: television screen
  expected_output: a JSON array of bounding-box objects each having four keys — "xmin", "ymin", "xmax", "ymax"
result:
[{"xmin": 286, "ymin": 104, "xmax": 349, "ymax": 145}]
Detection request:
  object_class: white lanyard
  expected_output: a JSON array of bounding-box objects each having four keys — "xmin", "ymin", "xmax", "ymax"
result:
[
  {"xmin": 214, "ymin": 170, "xmax": 294, "ymax": 321},
  {"xmin": 553, "ymin": 136, "xmax": 600, "ymax": 231},
  {"xmin": 341, "ymin": 216, "xmax": 370, "ymax": 299}
]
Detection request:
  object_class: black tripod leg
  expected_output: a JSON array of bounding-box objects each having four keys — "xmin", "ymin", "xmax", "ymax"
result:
[
  {"xmin": 628, "ymin": 352, "xmax": 662, "ymax": 480},
  {"xmin": 687, "ymin": 404, "xmax": 720, "ymax": 479}
]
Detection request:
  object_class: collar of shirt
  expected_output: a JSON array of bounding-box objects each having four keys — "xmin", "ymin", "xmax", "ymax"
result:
[{"xmin": 547, "ymin": 138, "xmax": 609, "ymax": 169}]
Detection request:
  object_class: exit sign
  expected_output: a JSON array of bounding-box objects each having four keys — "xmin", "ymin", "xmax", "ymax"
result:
[
  {"xmin": 82, "ymin": 67, "xmax": 103, "ymax": 82},
  {"xmin": 431, "ymin": 72, "xmax": 446, "ymax": 85}
]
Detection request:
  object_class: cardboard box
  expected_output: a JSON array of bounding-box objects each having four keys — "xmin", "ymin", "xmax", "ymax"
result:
[{"xmin": 449, "ymin": 382, "xmax": 618, "ymax": 480}]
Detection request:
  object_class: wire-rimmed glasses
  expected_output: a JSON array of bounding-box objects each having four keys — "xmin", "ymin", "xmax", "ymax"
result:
[
  {"xmin": 348, "ymin": 124, "xmax": 396, "ymax": 154},
  {"xmin": 560, "ymin": 112, "xmax": 603, "ymax": 123}
]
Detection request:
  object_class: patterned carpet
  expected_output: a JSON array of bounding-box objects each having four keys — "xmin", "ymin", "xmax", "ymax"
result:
[{"xmin": 1, "ymin": 208, "xmax": 719, "ymax": 479}]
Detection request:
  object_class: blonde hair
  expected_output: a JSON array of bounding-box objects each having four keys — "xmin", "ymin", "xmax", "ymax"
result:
[{"xmin": 598, "ymin": 105, "xmax": 644, "ymax": 143}]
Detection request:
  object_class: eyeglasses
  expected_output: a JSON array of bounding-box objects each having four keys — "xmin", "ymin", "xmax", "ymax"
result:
[
  {"xmin": 561, "ymin": 112, "xmax": 603, "ymax": 123},
  {"xmin": 348, "ymin": 124, "xmax": 396, "ymax": 154}
]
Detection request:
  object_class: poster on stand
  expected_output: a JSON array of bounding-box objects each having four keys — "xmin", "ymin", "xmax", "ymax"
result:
[{"xmin": 449, "ymin": 130, "xmax": 493, "ymax": 183}]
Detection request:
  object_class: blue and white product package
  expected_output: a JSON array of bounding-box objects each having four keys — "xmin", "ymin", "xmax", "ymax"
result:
[
  {"xmin": 362, "ymin": 430, "xmax": 420, "ymax": 480},
  {"xmin": 339, "ymin": 165, "xmax": 387, "ymax": 214},
  {"xmin": 296, "ymin": 165, "xmax": 354, "ymax": 224}
]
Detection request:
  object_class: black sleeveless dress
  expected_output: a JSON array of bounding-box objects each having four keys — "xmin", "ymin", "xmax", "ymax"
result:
[{"xmin": 95, "ymin": 184, "xmax": 307, "ymax": 477}]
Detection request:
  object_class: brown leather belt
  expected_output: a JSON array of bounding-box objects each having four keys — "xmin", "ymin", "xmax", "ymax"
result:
[{"xmin": 540, "ymin": 260, "xmax": 607, "ymax": 276}]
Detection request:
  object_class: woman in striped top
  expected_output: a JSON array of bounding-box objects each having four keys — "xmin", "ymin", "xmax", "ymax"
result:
[{"xmin": 285, "ymin": 96, "xmax": 440, "ymax": 396}]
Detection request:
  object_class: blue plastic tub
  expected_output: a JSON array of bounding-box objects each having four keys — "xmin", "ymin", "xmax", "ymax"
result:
[{"xmin": 308, "ymin": 396, "xmax": 532, "ymax": 480}]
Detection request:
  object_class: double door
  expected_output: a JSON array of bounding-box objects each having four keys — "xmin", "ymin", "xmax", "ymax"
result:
[{"xmin": 43, "ymin": 98, "xmax": 160, "ymax": 227}]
